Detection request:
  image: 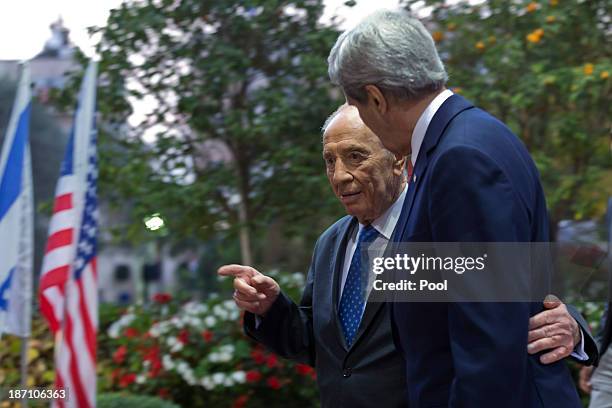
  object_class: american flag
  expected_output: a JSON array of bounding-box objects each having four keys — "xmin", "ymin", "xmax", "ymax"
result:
[{"xmin": 39, "ymin": 62, "xmax": 98, "ymax": 408}]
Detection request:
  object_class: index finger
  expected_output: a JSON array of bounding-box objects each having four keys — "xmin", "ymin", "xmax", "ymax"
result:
[{"xmin": 218, "ymin": 264, "xmax": 256, "ymax": 278}]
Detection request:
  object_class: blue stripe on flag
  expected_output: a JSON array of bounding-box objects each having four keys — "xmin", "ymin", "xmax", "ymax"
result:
[
  {"xmin": 0, "ymin": 104, "xmax": 31, "ymax": 221},
  {"xmin": 0, "ymin": 267, "xmax": 15, "ymax": 311}
]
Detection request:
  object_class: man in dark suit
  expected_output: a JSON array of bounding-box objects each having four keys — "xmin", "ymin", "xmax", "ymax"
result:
[
  {"xmin": 219, "ymin": 105, "xmax": 596, "ymax": 407},
  {"xmin": 327, "ymin": 8, "xmax": 590, "ymax": 407}
]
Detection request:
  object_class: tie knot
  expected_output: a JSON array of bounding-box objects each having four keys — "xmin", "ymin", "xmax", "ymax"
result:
[{"xmin": 359, "ymin": 224, "xmax": 378, "ymax": 244}]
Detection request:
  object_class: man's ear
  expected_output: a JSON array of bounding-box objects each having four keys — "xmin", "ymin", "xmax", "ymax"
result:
[
  {"xmin": 364, "ymin": 85, "xmax": 387, "ymax": 115},
  {"xmin": 393, "ymin": 154, "xmax": 407, "ymax": 177}
]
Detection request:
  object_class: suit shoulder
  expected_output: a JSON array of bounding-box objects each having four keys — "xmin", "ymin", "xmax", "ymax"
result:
[
  {"xmin": 316, "ymin": 215, "xmax": 353, "ymax": 247},
  {"xmin": 450, "ymin": 107, "xmax": 516, "ymax": 142},
  {"xmin": 440, "ymin": 107, "xmax": 530, "ymax": 164}
]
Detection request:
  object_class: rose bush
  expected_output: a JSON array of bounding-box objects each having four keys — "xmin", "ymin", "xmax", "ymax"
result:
[
  {"xmin": 0, "ymin": 271, "xmax": 317, "ymax": 407},
  {"xmin": 102, "ymin": 270, "xmax": 318, "ymax": 407}
]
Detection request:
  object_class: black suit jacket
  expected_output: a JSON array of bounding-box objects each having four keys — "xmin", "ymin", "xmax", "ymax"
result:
[{"xmin": 244, "ymin": 216, "xmax": 408, "ymax": 408}]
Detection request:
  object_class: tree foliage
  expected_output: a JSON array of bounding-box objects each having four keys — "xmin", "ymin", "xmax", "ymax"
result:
[
  {"xmin": 85, "ymin": 0, "xmax": 344, "ymax": 263},
  {"xmin": 56, "ymin": 0, "xmax": 610, "ymax": 267},
  {"xmin": 404, "ymin": 0, "xmax": 611, "ymax": 229}
]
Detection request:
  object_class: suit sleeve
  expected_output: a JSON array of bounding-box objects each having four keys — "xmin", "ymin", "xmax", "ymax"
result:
[
  {"xmin": 243, "ymin": 240, "xmax": 318, "ymax": 366},
  {"xmin": 429, "ymin": 145, "xmax": 536, "ymax": 407},
  {"xmin": 566, "ymin": 303, "xmax": 599, "ymax": 366}
]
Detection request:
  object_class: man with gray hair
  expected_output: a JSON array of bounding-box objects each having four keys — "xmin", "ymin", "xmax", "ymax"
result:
[{"xmin": 328, "ymin": 9, "xmax": 589, "ymax": 407}]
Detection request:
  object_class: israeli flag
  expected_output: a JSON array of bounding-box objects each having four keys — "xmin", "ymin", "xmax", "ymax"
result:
[{"xmin": 0, "ymin": 63, "xmax": 33, "ymax": 337}]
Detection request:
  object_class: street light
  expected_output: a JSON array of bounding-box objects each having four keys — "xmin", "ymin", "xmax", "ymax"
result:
[
  {"xmin": 144, "ymin": 213, "xmax": 165, "ymax": 231},
  {"xmin": 140, "ymin": 213, "xmax": 166, "ymax": 303}
]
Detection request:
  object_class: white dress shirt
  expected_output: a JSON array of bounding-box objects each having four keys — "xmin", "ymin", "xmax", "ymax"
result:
[
  {"xmin": 340, "ymin": 185, "xmax": 408, "ymax": 298},
  {"xmin": 409, "ymin": 88, "xmax": 454, "ymax": 167}
]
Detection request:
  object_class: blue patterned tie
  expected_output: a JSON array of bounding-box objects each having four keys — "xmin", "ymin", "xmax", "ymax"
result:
[{"xmin": 339, "ymin": 224, "xmax": 379, "ymax": 347}]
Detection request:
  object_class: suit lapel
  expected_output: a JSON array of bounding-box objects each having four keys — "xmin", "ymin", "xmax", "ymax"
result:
[
  {"xmin": 394, "ymin": 160, "xmax": 426, "ymax": 242},
  {"xmin": 394, "ymin": 94, "xmax": 474, "ymax": 243},
  {"xmin": 330, "ymin": 217, "xmax": 357, "ymax": 351},
  {"xmin": 352, "ymin": 285, "xmax": 386, "ymax": 348},
  {"xmin": 338, "ymin": 217, "xmax": 387, "ymax": 352},
  {"xmin": 351, "ymin": 190, "xmax": 422, "ymax": 349}
]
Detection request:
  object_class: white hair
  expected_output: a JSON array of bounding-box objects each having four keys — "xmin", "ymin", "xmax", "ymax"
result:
[
  {"xmin": 320, "ymin": 105, "xmax": 399, "ymax": 164},
  {"xmin": 321, "ymin": 103, "xmax": 349, "ymax": 136},
  {"xmin": 328, "ymin": 9, "xmax": 448, "ymax": 102}
]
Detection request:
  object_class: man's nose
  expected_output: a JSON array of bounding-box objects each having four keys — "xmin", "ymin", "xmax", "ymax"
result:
[{"xmin": 333, "ymin": 160, "xmax": 353, "ymax": 184}]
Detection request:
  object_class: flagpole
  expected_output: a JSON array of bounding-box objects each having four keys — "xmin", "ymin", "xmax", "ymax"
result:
[
  {"xmin": 20, "ymin": 335, "xmax": 29, "ymax": 407},
  {"xmin": 20, "ymin": 130, "xmax": 34, "ymax": 408}
]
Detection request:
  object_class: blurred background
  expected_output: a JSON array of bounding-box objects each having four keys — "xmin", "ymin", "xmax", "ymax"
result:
[{"xmin": 0, "ymin": 0, "xmax": 610, "ymax": 407}]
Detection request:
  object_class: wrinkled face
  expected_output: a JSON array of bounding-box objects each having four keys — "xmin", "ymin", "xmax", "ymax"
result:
[{"xmin": 323, "ymin": 108, "xmax": 403, "ymax": 224}]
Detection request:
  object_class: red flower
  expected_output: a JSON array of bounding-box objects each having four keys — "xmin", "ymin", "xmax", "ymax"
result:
[
  {"xmin": 143, "ymin": 345, "xmax": 162, "ymax": 377},
  {"xmin": 157, "ymin": 388, "xmax": 170, "ymax": 399},
  {"xmin": 153, "ymin": 293, "xmax": 172, "ymax": 304},
  {"xmin": 266, "ymin": 376, "xmax": 282, "ymax": 390},
  {"xmin": 266, "ymin": 354, "xmax": 278, "ymax": 368},
  {"xmin": 111, "ymin": 368, "xmax": 121, "ymax": 382},
  {"xmin": 124, "ymin": 327, "xmax": 139, "ymax": 338},
  {"xmin": 113, "ymin": 345, "xmax": 127, "ymax": 364},
  {"xmin": 119, "ymin": 373, "xmax": 136, "ymax": 388},
  {"xmin": 178, "ymin": 329, "xmax": 190, "ymax": 344},
  {"xmin": 250, "ymin": 348, "xmax": 266, "ymax": 364},
  {"xmin": 149, "ymin": 358, "xmax": 162, "ymax": 378},
  {"xmin": 246, "ymin": 370, "xmax": 262, "ymax": 383},
  {"xmin": 143, "ymin": 346, "xmax": 160, "ymax": 362},
  {"xmin": 232, "ymin": 394, "xmax": 249, "ymax": 408},
  {"xmin": 295, "ymin": 363, "xmax": 314, "ymax": 376},
  {"xmin": 201, "ymin": 330, "xmax": 214, "ymax": 342}
]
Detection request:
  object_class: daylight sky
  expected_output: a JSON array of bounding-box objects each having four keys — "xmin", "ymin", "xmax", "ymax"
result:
[{"xmin": 0, "ymin": 0, "xmax": 403, "ymax": 61}]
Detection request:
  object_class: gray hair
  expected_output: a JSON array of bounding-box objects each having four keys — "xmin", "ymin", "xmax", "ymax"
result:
[{"xmin": 328, "ymin": 9, "xmax": 448, "ymax": 103}]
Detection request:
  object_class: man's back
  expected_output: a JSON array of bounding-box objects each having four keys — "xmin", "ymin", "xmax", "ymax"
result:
[{"xmin": 392, "ymin": 96, "xmax": 582, "ymax": 407}]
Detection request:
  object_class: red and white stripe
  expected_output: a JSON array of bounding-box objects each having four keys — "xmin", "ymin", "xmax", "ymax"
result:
[
  {"xmin": 39, "ymin": 163, "xmax": 97, "ymax": 408},
  {"xmin": 54, "ymin": 260, "xmax": 97, "ymax": 408},
  {"xmin": 40, "ymin": 176, "xmax": 77, "ymax": 333}
]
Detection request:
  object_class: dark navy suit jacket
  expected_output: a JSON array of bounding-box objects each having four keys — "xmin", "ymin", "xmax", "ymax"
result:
[{"xmin": 391, "ymin": 94, "xmax": 583, "ymax": 407}]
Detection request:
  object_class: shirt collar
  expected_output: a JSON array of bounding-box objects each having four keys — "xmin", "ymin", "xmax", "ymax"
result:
[
  {"xmin": 359, "ymin": 183, "xmax": 408, "ymax": 240},
  {"xmin": 410, "ymin": 89, "xmax": 454, "ymax": 166}
]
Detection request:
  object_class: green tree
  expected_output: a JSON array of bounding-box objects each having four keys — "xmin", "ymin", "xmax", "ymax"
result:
[
  {"xmin": 79, "ymin": 0, "xmax": 343, "ymax": 264},
  {"xmin": 404, "ymin": 0, "xmax": 611, "ymax": 234}
]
